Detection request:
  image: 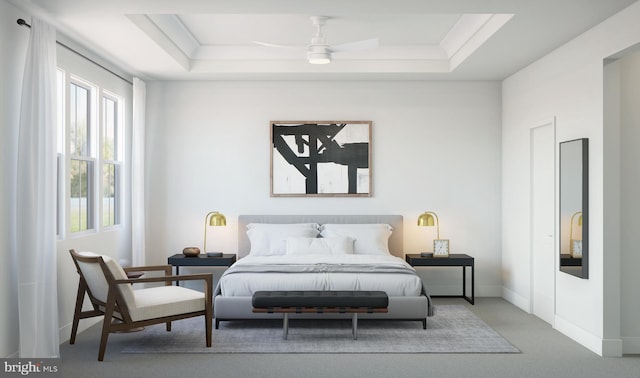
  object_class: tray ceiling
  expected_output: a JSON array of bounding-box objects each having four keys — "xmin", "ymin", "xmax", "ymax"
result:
[{"xmin": 10, "ymin": 0, "xmax": 638, "ymax": 80}]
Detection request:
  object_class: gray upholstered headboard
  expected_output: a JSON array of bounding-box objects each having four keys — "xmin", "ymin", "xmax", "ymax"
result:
[{"xmin": 237, "ymin": 215, "xmax": 403, "ymax": 259}]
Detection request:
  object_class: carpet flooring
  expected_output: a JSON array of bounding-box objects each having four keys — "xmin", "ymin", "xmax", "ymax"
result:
[{"xmin": 121, "ymin": 305, "xmax": 519, "ymax": 354}]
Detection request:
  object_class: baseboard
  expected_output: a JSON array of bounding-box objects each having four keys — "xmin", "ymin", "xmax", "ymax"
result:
[
  {"xmin": 554, "ymin": 314, "xmax": 623, "ymax": 356},
  {"xmin": 622, "ymin": 336, "xmax": 640, "ymax": 354},
  {"xmin": 501, "ymin": 286, "xmax": 530, "ymax": 313},
  {"xmin": 602, "ymin": 338, "xmax": 623, "ymax": 357}
]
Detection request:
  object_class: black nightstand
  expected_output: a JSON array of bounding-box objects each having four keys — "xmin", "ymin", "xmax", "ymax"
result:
[
  {"xmin": 405, "ymin": 253, "xmax": 474, "ymax": 305},
  {"xmin": 168, "ymin": 254, "xmax": 236, "ymax": 285}
]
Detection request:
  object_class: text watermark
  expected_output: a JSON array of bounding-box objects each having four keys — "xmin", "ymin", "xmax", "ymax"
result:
[{"xmin": 2, "ymin": 359, "xmax": 60, "ymax": 376}]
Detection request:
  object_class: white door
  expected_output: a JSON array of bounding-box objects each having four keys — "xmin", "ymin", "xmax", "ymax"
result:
[{"xmin": 530, "ymin": 121, "xmax": 555, "ymax": 324}]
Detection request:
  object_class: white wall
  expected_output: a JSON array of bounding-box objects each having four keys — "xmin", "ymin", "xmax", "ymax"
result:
[
  {"xmin": 603, "ymin": 58, "xmax": 622, "ymax": 354},
  {"xmin": 145, "ymin": 80, "xmax": 503, "ymax": 297},
  {"xmin": 0, "ymin": 0, "xmax": 29, "ymax": 358},
  {"xmin": 502, "ymin": 1, "xmax": 640, "ymax": 356},
  {"xmin": 618, "ymin": 52, "xmax": 640, "ymax": 353}
]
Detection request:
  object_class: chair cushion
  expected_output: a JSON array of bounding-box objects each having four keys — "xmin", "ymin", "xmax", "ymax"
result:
[
  {"xmin": 252, "ymin": 290, "xmax": 389, "ymax": 308},
  {"xmin": 75, "ymin": 252, "xmax": 135, "ymax": 307},
  {"xmin": 128, "ymin": 286, "xmax": 206, "ymax": 322}
]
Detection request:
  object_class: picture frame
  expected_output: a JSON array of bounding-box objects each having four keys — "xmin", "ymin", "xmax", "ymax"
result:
[
  {"xmin": 433, "ymin": 239, "xmax": 450, "ymax": 258},
  {"xmin": 270, "ymin": 121, "xmax": 372, "ymax": 197}
]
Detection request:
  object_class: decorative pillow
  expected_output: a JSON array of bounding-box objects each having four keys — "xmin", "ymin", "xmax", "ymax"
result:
[
  {"xmin": 320, "ymin": 224, "xmax": 392, "ymax": 255},
  {"xmin": 247, "ymin": 223, "xmax": 320, "ymax": 256},
  {"xmin": 285, "ymin": 236, "xmax": 354, "ymax": 256}
]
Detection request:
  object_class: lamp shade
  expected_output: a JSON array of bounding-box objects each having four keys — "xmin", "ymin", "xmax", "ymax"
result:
[
  {"xmin": 207, "ymin": 211, "xmax": 227, "ymax": 227},
  {"xmin": 417, "ymin": 212, "xmax": 436, "ymax": 227}
]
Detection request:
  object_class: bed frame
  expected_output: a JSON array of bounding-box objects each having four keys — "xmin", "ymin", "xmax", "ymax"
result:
[{"xmin": 213, "ymin": 215, "xmax": 430, "ymax": 327}]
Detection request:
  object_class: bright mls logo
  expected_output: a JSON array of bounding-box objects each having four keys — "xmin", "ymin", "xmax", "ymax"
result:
[{"xmin": 3, "ymin": 360, "xmax": 59, "ymax": 375}]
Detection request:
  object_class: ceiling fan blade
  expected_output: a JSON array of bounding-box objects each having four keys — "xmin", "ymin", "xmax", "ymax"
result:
[
  {"xmin": 253, "ymin": 41, "xmax": 301, "ymax": 50},
  {"xmin": 330, "ymin": 38, "xmax": 379, "ymax": 53}
]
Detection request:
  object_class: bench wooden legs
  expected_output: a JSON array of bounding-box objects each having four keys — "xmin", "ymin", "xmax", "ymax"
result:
[
  {"xmin": 282, "ymin": 313, "xmax": 361, "ymax": 340},
  {"xmin": 352, "ymin": 313, "xmax": 358, "ymax": 340},
  {"xmin": 283, "ymin": 313, "xmax": 289, "ymax": 339}
]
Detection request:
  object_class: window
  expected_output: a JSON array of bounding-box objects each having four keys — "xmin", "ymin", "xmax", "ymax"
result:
[
  {"xmin": 57, "ymin": 72, "xmax": 125, "ymax": 236},
  {"xmin": 102, "ymin": 94, "xmax": 121, "ymax": 227},
  {"xmin": 69, "ymin": 81, "xmax": 95, "ymax": 233}
]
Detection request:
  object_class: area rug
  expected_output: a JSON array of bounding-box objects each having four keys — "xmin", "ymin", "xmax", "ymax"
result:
[{"xmin": 121, "ymin": 305, "xmax": 519, "ymax": 354}]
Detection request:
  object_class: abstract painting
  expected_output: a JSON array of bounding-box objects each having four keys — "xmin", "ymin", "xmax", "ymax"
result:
[{"xmin": 270, "ymin": 121, "xmax": 372, "ymax": 197}]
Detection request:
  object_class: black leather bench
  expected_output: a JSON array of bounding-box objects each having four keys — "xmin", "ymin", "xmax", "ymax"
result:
[{"xmin": 252, "ymin": 290, "xmax": 389, "ymax": 339}]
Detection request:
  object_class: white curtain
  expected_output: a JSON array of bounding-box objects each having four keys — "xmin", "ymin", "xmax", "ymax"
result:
[
  {"xmin": 131, "ymin": 77, "xmax": 146, "ymax": 266},
  {"xmin": 16, "ymin": 18, "xmax": 59, "ymax": 358}
]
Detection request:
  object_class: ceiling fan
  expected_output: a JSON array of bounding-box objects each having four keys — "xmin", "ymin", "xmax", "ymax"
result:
[{"xmin": 254, "ymin": 16, "xmax": 379, "ymax": 64}]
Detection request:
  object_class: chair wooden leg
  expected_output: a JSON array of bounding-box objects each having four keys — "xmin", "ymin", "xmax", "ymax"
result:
[
  {"xmin": 98, "ymin": 292, "xmax": 118, "ymax": 361},
  {"xmin": 166, "ymin": 321, "xmax": 171, "ymax": 331},
  {"xmin": 205, "ymin": 313, "xmax": 212, "ymax": 347},
  {"xmin": 98, "ymin": 320, "xmax": 111, "ymax": 362},
  {"xmin": 70, "ymin": 281, "xmax": 86, "ymax": 344},
  {"xmin": 70, "ymin": 316, "xmax": 80, "ymax": 345}
]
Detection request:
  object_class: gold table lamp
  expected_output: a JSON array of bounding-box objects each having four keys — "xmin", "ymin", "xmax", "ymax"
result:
[
  {"xmin": 417, "ymin": 211, "xmax": 440, "ymax": 238},
  {"xmin": 418, "ymin": 211, "xmax": 449, "ymax": 257},
  {"xmin": 204, "ymin": 211, "xmax": 227, "ymax": 255}
]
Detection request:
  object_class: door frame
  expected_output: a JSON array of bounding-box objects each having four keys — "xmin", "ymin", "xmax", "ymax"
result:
[{"xmin": 529, "ymin": 117, "xmax": 556, "ymax": 324}]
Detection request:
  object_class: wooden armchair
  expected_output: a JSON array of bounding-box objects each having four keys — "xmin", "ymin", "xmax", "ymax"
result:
[{"xmin": 69, "ymin": 249, "xmax": 212, "ymax": 361}]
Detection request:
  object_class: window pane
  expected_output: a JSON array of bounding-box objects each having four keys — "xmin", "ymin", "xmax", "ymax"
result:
[
  {"xmin": 70, "ymin": 83, "xmax": 90, "ymax": 156},
  {"xmin": 103, "ymin": 97, "xmax": 117, "ymax": 160},
  {"xmin": 102, "ymin": 163, "xmax": 118, "ymax": 227},
  {"xmin": 70, "ymin": 159, "xmax": 93, "ymax": 232}
]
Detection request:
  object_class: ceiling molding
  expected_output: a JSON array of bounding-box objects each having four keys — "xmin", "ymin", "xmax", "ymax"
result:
[
  {"xmin": 130, "ymin": 13, "xmax": 512, "ymax": 75},
  {"xmin": 147, "ymin": 14, "xmax": 200, "ymax": 56},
  {"xmin": 444, "ymin": 13, "xmax": 514, "ymax": 70},
  {"xmin": 189, "ymin": 59, "xmax": 452, "ymax": 74},
  {"xmin": 127, "ymin": 14, "xmax": 191, "ymax": 71}
]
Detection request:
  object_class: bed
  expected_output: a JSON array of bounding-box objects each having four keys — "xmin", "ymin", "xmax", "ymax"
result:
[{"xmin": 213, "ymin": 215, "xmax": 433, "ymax": 328}]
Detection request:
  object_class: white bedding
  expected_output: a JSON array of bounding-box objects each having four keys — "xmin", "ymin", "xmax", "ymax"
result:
[{"xmin": 219, "ymin": 254, "xmax": 423, "ymax": 297}]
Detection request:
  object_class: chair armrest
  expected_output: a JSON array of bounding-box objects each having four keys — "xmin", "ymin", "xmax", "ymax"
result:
[
  {"xmin": 123, "ymin": 265, "xmax": 172, "ymax": 275},
  {"xmin": 113, "ymin": 273, "xmax": 212, "ymax": 286}
]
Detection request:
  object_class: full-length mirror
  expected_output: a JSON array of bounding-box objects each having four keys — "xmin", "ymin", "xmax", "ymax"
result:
[{"xmin": 559, "ymin": 138, "xmax": 588, "ymax": 278}]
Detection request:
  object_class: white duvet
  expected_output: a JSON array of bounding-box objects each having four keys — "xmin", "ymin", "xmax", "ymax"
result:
[{"xmin": 219, "ymin": 254, "xmax": 424, "ymax": 297}]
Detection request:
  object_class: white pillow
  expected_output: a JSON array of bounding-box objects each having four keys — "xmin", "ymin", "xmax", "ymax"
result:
[
  {"xmin": 247, "ymin": 223, "xmax": 320, "ymax": 256},
  {"xmin": 286, "ymin": 236, "xmax": 354, "ymax": 256},
  {"xmin": 320, "ymin": 224, "xmax": 392, "ymax": 255}
]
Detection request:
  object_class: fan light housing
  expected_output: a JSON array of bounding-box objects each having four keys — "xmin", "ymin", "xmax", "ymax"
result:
[{"xmin": 308, "ymin": 51, "xmax": 331, "ymax": 64}]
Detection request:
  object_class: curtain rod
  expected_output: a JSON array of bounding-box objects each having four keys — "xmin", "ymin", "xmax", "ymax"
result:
[{"xmin": 17, "ymin": 18, "xmax": 133, "ymax": 86}]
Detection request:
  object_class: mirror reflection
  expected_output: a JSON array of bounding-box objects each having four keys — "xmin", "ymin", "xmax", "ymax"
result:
[{"xmin": 559, "ymin": 138, "xmax": 588, "ymax": 278}]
